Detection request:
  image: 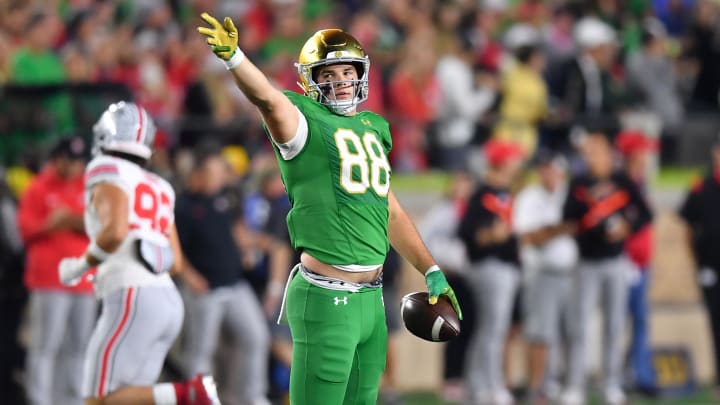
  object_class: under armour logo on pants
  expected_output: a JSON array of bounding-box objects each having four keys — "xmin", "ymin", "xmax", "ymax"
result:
[{"xmin": 334, "ymin": 296, "xmax": 348, "ymax": 305}]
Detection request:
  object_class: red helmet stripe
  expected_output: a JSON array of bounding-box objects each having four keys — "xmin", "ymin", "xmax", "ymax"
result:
[{"xmin": 135, "ymin": 107, "xmax": 144, "ymax": 142}]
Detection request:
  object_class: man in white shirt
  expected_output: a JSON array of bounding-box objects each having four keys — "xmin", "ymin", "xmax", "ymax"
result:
[
  {"xmin": 514, "ymin": 151, "xmax": 578, "ymax": 404},
  {"xmin": 435, "ymin": 38, "xmax": 497, "ymax": 171}
]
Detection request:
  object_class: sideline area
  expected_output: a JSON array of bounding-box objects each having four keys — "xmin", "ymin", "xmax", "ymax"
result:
[{"xmin": 389, "ymin": 170, "xmax": 715, "ymax": 404}]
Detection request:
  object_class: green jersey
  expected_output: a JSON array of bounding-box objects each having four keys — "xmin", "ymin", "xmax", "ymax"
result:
[{"xmin": 268, "ymin": 91, "xmax": 392, "ymax": 265}]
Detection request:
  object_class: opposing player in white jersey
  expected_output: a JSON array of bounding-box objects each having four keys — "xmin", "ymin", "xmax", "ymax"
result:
[{"xmin": 57, "ymin": 101, "xmax": 221, "ymax": 405}]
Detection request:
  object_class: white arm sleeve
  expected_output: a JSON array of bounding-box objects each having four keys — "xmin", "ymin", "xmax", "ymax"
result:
[{"xmin": 271, "ymin": 107, "xmax": 309, "ymax": 160}]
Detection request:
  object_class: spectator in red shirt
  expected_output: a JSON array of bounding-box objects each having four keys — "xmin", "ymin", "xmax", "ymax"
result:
[
  {"xmin": 387, "ymin": 32, "xmax": 440, "ymax": 172},
  {"xmin": 17, "ymin": 137, "xmax": 97, "ymax": 405},
  {"xmin": 616, "ymin": 130, "xmax": 658, "ymax": 392}
]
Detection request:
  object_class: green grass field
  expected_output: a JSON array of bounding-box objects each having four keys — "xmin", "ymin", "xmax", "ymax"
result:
[
  {"xmin": 383, "ymin": 388, "xmax": 718, "ymax": 405},
  {"xmin": 390, "ymin": 166, "xmax": 706, "ymax": 194}
]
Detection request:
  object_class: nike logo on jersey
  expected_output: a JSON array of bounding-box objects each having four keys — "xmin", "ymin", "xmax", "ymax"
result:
[{"xmin": 334, "ymin": 296, "xmax": 348, "ymax": 306}]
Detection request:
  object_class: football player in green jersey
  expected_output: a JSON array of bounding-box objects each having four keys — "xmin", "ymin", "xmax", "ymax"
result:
[{"xmin": 198, "ymin": 13, "xmax": 463, "ymax": 405}]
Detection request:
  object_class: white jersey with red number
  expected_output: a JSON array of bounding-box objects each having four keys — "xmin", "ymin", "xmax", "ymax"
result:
[{"xmin": 84, "ymin": 155, "xmax": 175, "ymax": 298}]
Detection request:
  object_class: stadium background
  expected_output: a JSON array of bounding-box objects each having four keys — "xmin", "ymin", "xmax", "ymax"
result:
[{"xmin": 2, "ymin": 0, "xmax": 720, "ymax": 404}]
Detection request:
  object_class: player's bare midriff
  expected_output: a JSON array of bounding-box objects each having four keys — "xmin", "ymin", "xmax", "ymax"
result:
[{"xmin": 301, "ymin": 252, "xmax": 383, "ymax": 284}]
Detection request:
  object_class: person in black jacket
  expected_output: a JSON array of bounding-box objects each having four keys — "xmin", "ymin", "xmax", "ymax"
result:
[
  {"xmin": 678, "ymin": 135, "xmax": 720, "ymax": 397},
  {"xmin": 555, "ymin": 130, "xmax": 652, "ymax": 405},
  {"xmin": 458, "ymin": 140, "xmax": 525, "ymax": 405},
  {"xmin": 176, "ymin": 142, "xmax": 270, "ymax": 404},
  {"xmin": 548, "ymin": 17, "xmax": 621, "ymax": 151}
]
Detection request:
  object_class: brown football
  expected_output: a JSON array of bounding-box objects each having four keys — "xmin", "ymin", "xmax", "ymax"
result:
[{"xmin": 400, "ymin": 291, "xmax": 461, "ymax": 342}]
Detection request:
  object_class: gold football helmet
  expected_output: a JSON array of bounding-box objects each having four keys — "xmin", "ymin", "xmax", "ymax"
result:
[{"xmin": 296, "ymin": 29, "xmax": 370, "ymax": 115}]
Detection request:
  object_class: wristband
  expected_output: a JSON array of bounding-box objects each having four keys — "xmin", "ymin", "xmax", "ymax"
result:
[
  {"xmin": 87, "ymin": 240, "xmax": 111, "ymax": 263},
  {"xmin": 224, "ymin": 48, "xmax": 246, "ymax": 70},
  {"xmin": 424, "ymin": 265, "xmax": 441, "ymax": 276}
]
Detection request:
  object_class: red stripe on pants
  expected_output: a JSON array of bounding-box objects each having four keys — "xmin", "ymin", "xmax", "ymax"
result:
[{"xmin": 97, "ymin": 287, "xmax": 135, "ymax": 397}]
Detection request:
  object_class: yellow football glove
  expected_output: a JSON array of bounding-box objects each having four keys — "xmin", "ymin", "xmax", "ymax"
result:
[{"xmin": 197, "ymin": 12, "xmax": 238, "ymax": 61}]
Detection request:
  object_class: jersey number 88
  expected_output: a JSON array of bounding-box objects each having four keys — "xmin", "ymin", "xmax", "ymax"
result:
[{"xmin": 334, "ymin": 129, "xmax": 391, "ymax": 197}]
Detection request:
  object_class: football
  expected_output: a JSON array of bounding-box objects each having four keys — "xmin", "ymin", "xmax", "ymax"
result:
[{"xmin": 400, "ymin": 291, "xmax": 461, "ymax": 342}]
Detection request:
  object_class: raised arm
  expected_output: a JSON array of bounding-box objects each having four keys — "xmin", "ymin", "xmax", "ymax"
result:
[{"xmin": 197, "ymin": 12, "xmax": 299, "ymax": 143}]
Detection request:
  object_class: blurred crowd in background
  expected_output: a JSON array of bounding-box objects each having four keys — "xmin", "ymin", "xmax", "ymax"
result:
[
  {"xmin": 1, "ymin": 0, "xmax": 720, "ymax": 178},
  {"xmin": 2, "ymin": 0, "xmax": 720, "ymax": 404}
]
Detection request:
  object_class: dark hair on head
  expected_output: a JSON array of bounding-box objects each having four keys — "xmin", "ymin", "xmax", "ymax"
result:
[
  {"xmin": 515, "ymin": 44, "xmax": 541, "ymax": 63},
  {"xmin": 553, "ymin": 2, "xmax": 582, "ymax": 19},
  {"xmin": 25, "ymin": 10, "xmax": 47, "ymax": 31},
  {"xmin": 579, "ymin": 114, "xmax": 620, "ymax": 143},
  {"xmin": 192, "ymin": 140, "xmax": 223, "ymax": 170},
  {"xmin": 67, "ymin": 9, "xmax": 93, "ymax": 40}
]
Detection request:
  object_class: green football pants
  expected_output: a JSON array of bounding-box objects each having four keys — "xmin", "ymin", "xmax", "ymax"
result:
[{"xmin": 286, "ymin": 273, "xmax": 388, "ymax": 405}]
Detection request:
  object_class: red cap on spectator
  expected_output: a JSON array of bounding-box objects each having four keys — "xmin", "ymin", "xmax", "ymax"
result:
[
  {"xmin": 153, "ymin": 129, "xmax": 168, "ymax": 149},
  {"xmin": 484, "ymin": 139, "xmax": 525, "ymax": 167},
  {"xmin": 615, "ymin": 130, "xmax": 658, "ymax": 156}
]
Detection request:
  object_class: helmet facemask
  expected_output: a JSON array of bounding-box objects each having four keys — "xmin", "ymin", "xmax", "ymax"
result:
[
  {"xmin": 296, "ymin": 29, "xmax": 371, "ymax": 115},
  {"xmin": 297, "ymin": 58, "xmax": 370, "ymax": 115}
]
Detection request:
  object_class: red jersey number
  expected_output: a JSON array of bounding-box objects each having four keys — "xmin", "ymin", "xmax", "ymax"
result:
[{"xmin": 134, "ymin": 182, "xmax": 171, "ymax": 234}]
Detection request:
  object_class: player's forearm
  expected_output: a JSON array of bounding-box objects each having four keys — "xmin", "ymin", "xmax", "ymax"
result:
[
  {"xmin": 389, "ymin": 217, "xmax": 435, "ymax": 275},
  {"xmin": 388, "ymin": 193, "xmax": 435, "ymax": 274},
  {"xmin": 93, "ymin": 226, "xmax": 126, "ymax": 254},
  {"xmin": 228, "ymin": 58, "xmax": 282, "ymax": 111},
  {"xmin": 228, "ymin": 58, "xmax": 298, "ymax": 143}
]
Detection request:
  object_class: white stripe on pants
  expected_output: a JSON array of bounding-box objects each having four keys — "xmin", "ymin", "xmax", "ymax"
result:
[
  {"xmin": 464, "ymin": 258, "xmax": 520, "ymax": 399},
  {"xmin": 26, "ymin": 291, "xmax": 97, "ymax": 405},
  {"xmin": 183, "ymin": 281, "xmax": 270, "ymax": 403},
  {"xmin": 565, "ymin": 256, "xmax": 631, "ymax": 392}
]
